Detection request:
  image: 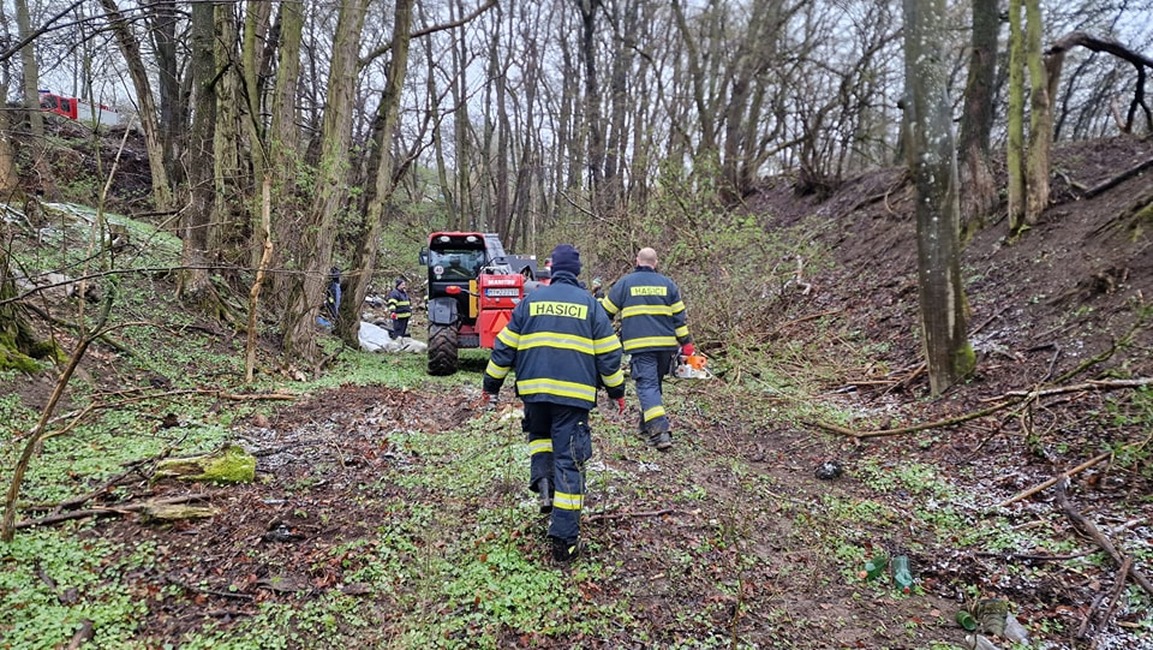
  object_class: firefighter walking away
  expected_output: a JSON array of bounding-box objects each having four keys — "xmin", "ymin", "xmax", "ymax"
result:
[
  {"xmin": 601, "ymin": 247, "xmax": 695, "ymax": 451},
  {"xmin": 483, "ymin": 244, "xmax": 626, "ymax": 563}
]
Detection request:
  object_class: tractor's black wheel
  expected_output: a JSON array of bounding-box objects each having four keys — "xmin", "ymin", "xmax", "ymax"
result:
[{"xmin": 427, "ymin": 325, "xmax": 460, "ymax": 376}]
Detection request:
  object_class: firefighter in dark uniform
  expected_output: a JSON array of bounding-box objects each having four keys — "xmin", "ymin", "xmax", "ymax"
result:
[
  {"xmin": 602, "ymin": 247, "xmax": 694, "ymax": 451},
  {"xmin": 483, "ymin": 244, "xmax": 626, "ymax": 562},
  {"xmin": 324, "ymin": 267, "xmax": 342, "ymax": 325},
  {"xmin": 387, "ymin": 277, "xmax": 411, "ymax": 339}
]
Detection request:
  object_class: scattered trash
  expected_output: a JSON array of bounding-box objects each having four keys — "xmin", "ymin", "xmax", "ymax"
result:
[
  {"xmin": 892, "ymin": 555, "xmax": 914, "ymax": 593},
  {"xmin": 961, "ymin": 598, "xmax": 1031, "ymax": 646},
  {"xmin": 964, "ymin": 634, "xmax": 1002, "ymax": 650},
  {"xmin": 956, "ymin": 609, "xmax": 978, "ymax": 631},
  {"xmin": 858, "ymin": 554, "xmax": 888, "ymax": 581},
  {"xmin": 1002, "ymin": 613, "xmax": 1030, "ymax": 644},
  {"xmin": 814, "ymin": 459, "xmax": 843, "ymax": 480}
]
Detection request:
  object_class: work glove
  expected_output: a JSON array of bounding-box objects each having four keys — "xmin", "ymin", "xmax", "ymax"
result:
[
  {"xmin": 681, "ymin": 343, "xmax": 695, "ymax": 358},
  {"xmin": 615, "ymin": 397, "xmax": 626, "ymax": 415},
  {"xmin": 390, "ymin": 313, "xmax": 397, "ymax": 320}
]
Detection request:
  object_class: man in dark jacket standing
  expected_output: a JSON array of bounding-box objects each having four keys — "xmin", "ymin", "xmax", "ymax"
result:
[
  {"xmin": 483, "ymin": 244, "xmax": 626, "ymax": 562},
  {"xmin": 387, "ymin": 277, "xmax": 411, "ymax": 339},
  {"xmin": 602, "ymin": 247, "xmax": 695, "ymax": 451}
]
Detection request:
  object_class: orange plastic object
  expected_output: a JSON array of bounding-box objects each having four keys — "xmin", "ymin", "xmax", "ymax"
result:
[{"xmin": 685, "ymin": 354, "xmax": 707, "ymax": 370}]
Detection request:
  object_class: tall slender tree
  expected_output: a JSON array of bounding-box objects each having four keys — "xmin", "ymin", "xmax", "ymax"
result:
[
  {"xmin": 1024, "ymin": 0, "xmax": 1051, "ymax": 225},
  {"xmin": 13, "ymin": 0, "xmax": 41, "ymax": 140},
  {"xmin": 957, "ymin": 0, "xmax": 999, "ymax": 236},
  {"xmin": 902, "ymin": 0, "xmax": 974, "ymax": 395},
  {"xmin": 97, "ymin": 0, "xmax": 173, "ymax": 213},
  {"xmin": 337, "ymin": 0, "xmax": 415, "ymax": 350}
]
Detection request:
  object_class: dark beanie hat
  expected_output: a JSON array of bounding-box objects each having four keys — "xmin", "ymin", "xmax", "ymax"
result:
[
  {"xmin": 550, "ymin": 244, "xmax": 581, "ymax": 277},
  {"xmin": 395, "ymin": 276, "xmax": 406, "ymax": 287}
]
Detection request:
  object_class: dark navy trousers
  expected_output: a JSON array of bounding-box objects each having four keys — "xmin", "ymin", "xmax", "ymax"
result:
[{"xmin": 523, "ymin": 402, "xmax": 591, "ymax": 543}]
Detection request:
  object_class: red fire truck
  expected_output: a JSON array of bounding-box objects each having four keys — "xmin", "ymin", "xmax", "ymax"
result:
[{"xmin": 38, "ymin": 90, "xmax": 128, "ymax": 128}]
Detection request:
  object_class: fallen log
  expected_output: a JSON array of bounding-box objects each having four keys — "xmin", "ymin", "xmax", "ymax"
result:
[
  {"xmin": 996, "ymin": 451, "xmax": 1113, "ymax": 508},
  {"xmin": 14, "ymin": 493, "xmax": 211, "ymax": 530},
  {"xmin": 152, "ymin": 444, "xmax": 255, "ymax": 484},
  {"xmin": 1055, "ymin": 479, "xmax": 1153, "ymax": 597},
  {"xmin": 586, "ymin": 508, "xmax": 678, "ymax": 522}
]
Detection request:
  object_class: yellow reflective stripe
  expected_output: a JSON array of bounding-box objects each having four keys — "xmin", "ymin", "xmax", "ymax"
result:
[
  {"xmin": 601, "ymin": 369, "xmax": 625, "ymax": 388},
  {"xmin": 670, "ymin": 300, "xmax": 685, "ymax": 313},
  {"xmin": 602, "ymin": 298, "xmax": 619, "ymax": 315},
  {"xmin": 554, "ymin": 491, "xmax": 583, "ymax": 510},
  {"xmin": 518, "ymin": 331, "xmax": 594, "ymax": 354},
  {"xmin": 516, "ymin": 378, "xmax": 596, "ymax": 401},
  {"xmin": 529, "ymin": 439, "xmax": 553, "ymax": 455},
  {"xmin": 675, "ymin": 325, "xmax": 689, "ymax": 338},
  {"xmin": 643, "ymin": 405, "xmax": 666, "ymax": 422},
  {"xmin": 592, "ymin": 335, "xmax": 621, "ymax": 354},
  {"xmin": 485, "ymin": 360, "xmax": 511, "ymax": 379},
  {"xmin": 623, "ymin": 335, "xmax": 678, "ymax": 351},
  {"xmin": 621, "ymin": 304, "xmax": 675, "ymax": 318},
  {"xmin": 496, "ymin": 327, "xmax": 521, "ymax": 348},
  {"xmin": 391, "ymin": 300, "xmax": 411, "ymax": 306}
]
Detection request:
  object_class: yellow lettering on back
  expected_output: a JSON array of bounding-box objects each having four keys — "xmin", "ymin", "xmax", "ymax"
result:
[
  {"xmin": 530, "ymin": 301, "xmax": 588, "ymax": 319},
  {"xmin": 630, "ymin": 285, "xmax": 668, "ymax": 297}
]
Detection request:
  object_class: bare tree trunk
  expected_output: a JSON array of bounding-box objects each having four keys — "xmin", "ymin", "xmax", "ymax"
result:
[
  {"xmin": 337, "ymin": 0, "xmax": 414, "ymax": 350},
  {"xmin": 1024, "ymin": 0, "xmax": 1050, "ymax": 226},
  {"xmin": 281, "ymin": 0, "xmax": 369, "ymax": 363},
  {"xmin": 578, "ymin": 0, "xmax": 605, "ymax": 207},
  {"xmin": 0, "ymin": 110, "xmax": 18, "ymax": 194},
  {"xmin": 241, "ymin": 0, "xmax": 273, "ymax": 270},
  {"xmin": 495, "ymin": 18, "xmax": 511, "ymax": 237},
  {"xmin": 903, "ymin": 0, "xmax": 974, "ymax": 396},
  {"xmin": 1006, "ymin": 0, "xmax": 1026, "ymax": 233},
  {"xmin": 211, "ymin": 4, "xmax": 247, "ymax": 269},
  {"xmin": 268, "ymin": 0, "xmax": 304, "ymax": 302},
  {"xmin": 602, "ymin": 0, "xmax": 637, "ymax": 212},
  {"xmin": 97, "ymin": 0, "xmax": 173, "ymax": 212},
  {"xmin": 13, "ymin": 0, "xmax": 42, "ymax": 139},
  {"xmin": 148, "ymin": 0, "xmax": 182, "ymax": 188},
  {"xmin": 179, "ymin": 0, "xmax": 217, "ymax": 307},
  {"xmin": 957, "ymin": 0, "xmax": 999, "ymax": 236},
  {"xmin": 452, "ymin": 0, "xmax": 471, "ymax": 230}
]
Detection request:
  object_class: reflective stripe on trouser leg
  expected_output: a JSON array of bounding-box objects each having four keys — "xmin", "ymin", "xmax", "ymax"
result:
[
  {"xmin": 631, "ymin": 351, "xmax": 670, "ymax": 433},
  {"xmin": 524, "ymin": 403, "xmax": 553, "ymax": 493},
  {"xmin": 548, "ymin": 404, "xmax": 591, "ymax": 543}
]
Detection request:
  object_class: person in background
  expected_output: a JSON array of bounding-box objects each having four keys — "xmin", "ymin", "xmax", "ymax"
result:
[
  {"xmin": 601, "ymin": 247, "xmax": 695, "ymax": 451},
  {"xmin": 538, "ymin": 257, "xmax": 553, "ymax": 285},
  {"xmin": 590, "ymin": 277, "xmax": 605, "ymax": 301},
  {"xmin": 387, "ymin": 276, "xmax": 411, "ymax": 339},
  {"xmin": 482, "ymin": 244, "xmax": 626, "ymax": 563},
  {"xmin": 324, "ymin": 267, "xmax": 342, "ymax": 325}
]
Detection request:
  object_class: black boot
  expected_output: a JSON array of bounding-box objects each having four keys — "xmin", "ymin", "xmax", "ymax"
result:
[
  {"xmin": 536, "ymin": 478, "xmax": 553, "ymax": 514},
  {"xmin": 648, "ymin": 429, "xmax": 672, "ymax": 451},
  {"xmin": 550, "ymin": 536, "xmax": 580, "ymax": 562}
]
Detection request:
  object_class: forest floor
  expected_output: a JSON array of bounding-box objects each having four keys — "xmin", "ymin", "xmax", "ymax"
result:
[{"xmin": 2, "ymin": 134, "xmax": 1153, "ymax": 650}]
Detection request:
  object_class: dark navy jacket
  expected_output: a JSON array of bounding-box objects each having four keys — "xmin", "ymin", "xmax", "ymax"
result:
[
  {"xmin": 387, "ymin": 288, "xmax": 411, "ymax": 319},
  {"xmin": 484, "ymin": 272, "xmax": 625, "ymax": 408},
  {"xmin": 602, "ymin": 266, "xmax": 693, "ymax": 353}
]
